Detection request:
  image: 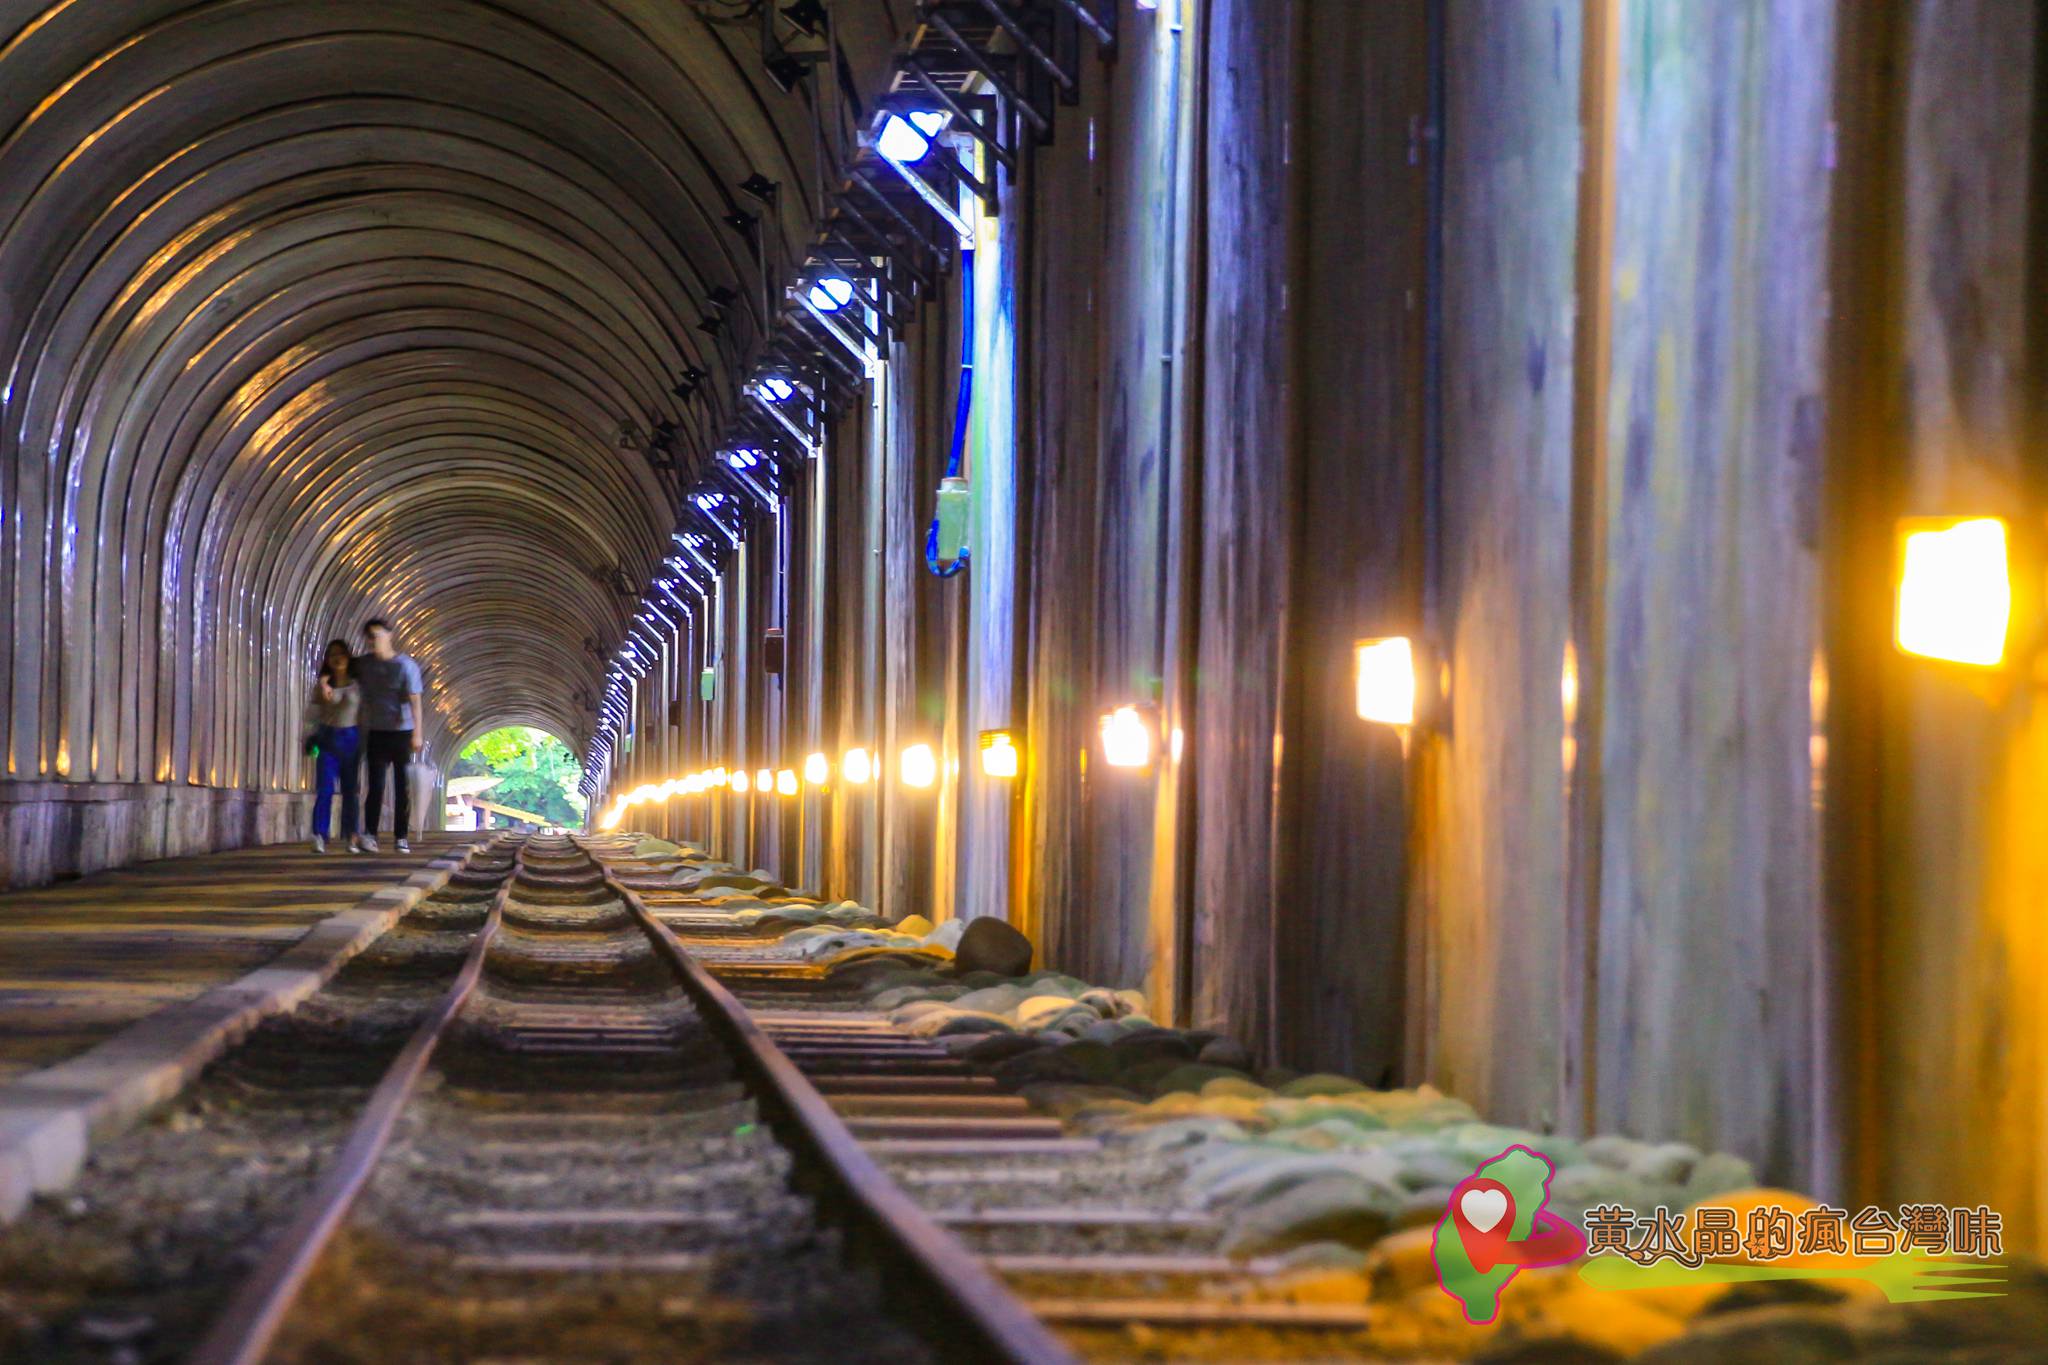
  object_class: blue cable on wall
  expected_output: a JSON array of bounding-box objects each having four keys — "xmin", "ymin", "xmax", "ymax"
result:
[{"xmin": 924, "ymin": 243, "xmax": 974, "ymax": 578}]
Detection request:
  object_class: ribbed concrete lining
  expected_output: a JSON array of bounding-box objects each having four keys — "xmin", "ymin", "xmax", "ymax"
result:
[{"xmin": 0, "ymin": 1, "xmax": 871, "ymax": 787}]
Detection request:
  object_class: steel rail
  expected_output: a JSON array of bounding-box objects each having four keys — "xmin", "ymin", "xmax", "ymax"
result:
[
  {"xmin": 188, "ymin": 842, "xmax": 522, "ymax": 1365},
  {"xmin": 585, "ymin": 841, "xmax": 1076, "ymax": 1365}
]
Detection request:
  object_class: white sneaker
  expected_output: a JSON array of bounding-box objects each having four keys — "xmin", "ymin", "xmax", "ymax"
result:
[
  {"xmin": 311, "ymin": 835, "xmax": 326, "ymax": 854},
  {"xmin": 396, "ymin": 839, "xmax": 412, "ymax": 854},
  {"xmin": 359, "ymin": 835, "xmax": 380, "ymax": 853},
  {"xmin": 348, "ymin": 836, "xmax": 365, "ymax": 854}
]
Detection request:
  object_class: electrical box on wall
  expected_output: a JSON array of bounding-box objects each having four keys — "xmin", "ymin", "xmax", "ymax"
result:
[
  {"xmin": 699, "ymin": 666, "xmax": 716, "ymax": 701},
  {"xmin": 932, "ymin": 476, "xmax": 971, "ymax": 571},
  {"xmin": 763, "ymin": 628, "xmax": 786, "ymax": 675}
]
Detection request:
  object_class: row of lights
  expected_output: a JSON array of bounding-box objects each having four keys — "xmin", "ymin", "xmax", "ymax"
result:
[
  {"xmin": 597, "ymin": 716, "xmax": 1147, "ymax": 830},
  {"xmin": 588, "ymin": 101, "xmax": 993, "ymax": 799}
]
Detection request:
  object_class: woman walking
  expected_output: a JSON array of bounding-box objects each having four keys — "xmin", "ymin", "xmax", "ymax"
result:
[{"xmin": 305, "ymin": 640, "xmax": 364, "ymax": 853}]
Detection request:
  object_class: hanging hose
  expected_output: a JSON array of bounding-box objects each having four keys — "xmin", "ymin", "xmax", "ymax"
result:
[{"xmin": 924, "ymin": 244, "xmax": 974, "ymax": 577}]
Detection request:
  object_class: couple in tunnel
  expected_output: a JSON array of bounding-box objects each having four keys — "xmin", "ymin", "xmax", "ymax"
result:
[{"xmin": 302, "ymin": 619, "xmax": 427, "ymax": 855}]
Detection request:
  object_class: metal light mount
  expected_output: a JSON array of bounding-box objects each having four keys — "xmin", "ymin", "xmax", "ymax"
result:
[
  {"xmin": 642, "ymin": 594, "xmax": 683, "ymax": 634},
  {"xmin": 653, "ymin": 576, "xmax": 697, "ymax": 620},
  {"xmin": 786, "ymin": 311, "xmax": 873, "ymax": 394},
  {"xmin": 713, "ymin": 458, "xmax": 782, "ymax": 513},
  {"xmin": 672, "ymin": 529, "xmax": 724, "ymax": 580},
  {"xmin": 726, "ymin": 412, "xmax": 808, "ymax": 472},
  {"xmin": 748, "ymin": 371, "xmax": 824, "ymax": 458},
  {"xmin": 833, "ymin": 179, "xmax": 942, "ymax": 311},
  {"xmin": 685, "ymin": 489, "xmax": 744, "ymax": 548},
  {"xmin": 866, "ymin": 106, "xmax": 978, "ymax": 245},
  {"xmin": 909, "ymin": 5, "xmax": 1057, "ymax": 154}
]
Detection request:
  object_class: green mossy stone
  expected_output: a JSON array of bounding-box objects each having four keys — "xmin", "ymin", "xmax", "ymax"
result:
[
  {"xmin": 1684, "ymin": 1152, "xmax": 1758, "ymax": 1201},
  {"xmin": 1108, "ymin": 1029, "xmax": 1198, "ymax": 1066},
  {"xmin": 1051, "ymin": 1040, "xmax": 1120, "ymax": 1084},
  {"xmin": 1276, "ymin": 1074, "xmax": 1370, "ymax": 1100},
  {"xmin": 961, "ymin": 1033, "xmax": 1047, "ymax": 1065},
  {"xmin": 1197, "ymin": 1036, "xmax": 1257, "ymax": 1072},
  {"xmin": 1627, "ymin": 1141, "xmax": 1702, "ymax": 1185},
  {"xmin": 953, "ymin": 970, "xmax": 1012, "ymax": 990},
  {"xmin": 1199, "ymin": 1076, "xmax": 1272, "ymax": 1101},
  {"xmin": 1079, "ymin": 1019, "xmax": 1129, "ymax": 1045},
  {"xmin": 1219, "ymin": 1172, "xmax": 1395, "ymax": 1257},
  {"xmin": 1154, "ymin": 1063, "xmax": 1248, "ymax": 1096},
  {"xmin": 1128, "ymin": 1117, "xmax": 1250, "ymax": 1151},
  {"xmin": 951, "ymin": 984, "xmax": 1034, "ymax": 1015},
  {"xmin": 927, "ymin": 1011, "xmax": 1015, "ymax": 1038},
  {"xmin": 992, "ymin": 1048, "xmax": 1096, "ymax": 1088}
]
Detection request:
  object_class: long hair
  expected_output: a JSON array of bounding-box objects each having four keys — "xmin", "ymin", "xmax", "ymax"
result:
[{"xmin": 320, "ymin": 638, "xmax": 352, "ymax": 684}]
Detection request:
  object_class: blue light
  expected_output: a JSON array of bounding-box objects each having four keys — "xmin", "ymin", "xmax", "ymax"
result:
[
  {"xmin": 809, "ymin": 276, "xmax": 856, "ymax": 312},
  {"xmin": 759, "ymin": 376, "xmax": 796, "ymax": 403},
  {"xmin": 877, "ymin": 110, "xmax": 947, "ymax": 163},
  {"xmin": 726, "ymin": 447, "xmax": 763, "ymax": 469}
]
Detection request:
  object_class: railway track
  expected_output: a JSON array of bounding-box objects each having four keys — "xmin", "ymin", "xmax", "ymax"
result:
[
  {"xmin": 582, "ymin": 837, "xmax": 1390, "ymax": 1363},
  {"xmin": 187, "ymin": 835, "xmax": 1070, "ymax": 1365}
]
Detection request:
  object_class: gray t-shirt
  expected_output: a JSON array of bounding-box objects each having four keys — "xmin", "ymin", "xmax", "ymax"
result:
[{"xmin": 353, "ymin": 652, "xmax": 424, "ymax": 731}]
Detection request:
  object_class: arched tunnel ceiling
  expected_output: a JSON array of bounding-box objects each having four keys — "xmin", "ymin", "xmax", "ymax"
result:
[{"xmin": 0, "ymin": 0, "xmax": 897, "ymax": 782}]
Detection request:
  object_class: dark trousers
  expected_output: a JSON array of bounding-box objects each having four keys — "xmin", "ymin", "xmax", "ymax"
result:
[
  {"xmin": 312, "ymin": 726, "xmax": 362, "ymax": 838},
  {"xmin": 363, "ymin": 729, "xmax": 414, "ymax": 840}
]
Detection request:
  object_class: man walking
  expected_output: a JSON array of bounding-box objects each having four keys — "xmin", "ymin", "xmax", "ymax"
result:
[{"xmin": 355, "ymin": 618, "xmax": 426, "ymax": 854}]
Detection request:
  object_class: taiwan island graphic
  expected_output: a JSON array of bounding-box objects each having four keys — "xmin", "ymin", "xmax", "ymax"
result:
[{"xmin": 1432, "ymin": 1144, "xmax": 1587, "ymax": 1323}]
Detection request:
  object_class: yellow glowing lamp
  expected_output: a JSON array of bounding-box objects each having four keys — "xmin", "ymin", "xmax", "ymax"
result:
[
  {"xmin": 1355, "ymin": 636, "xmax": 1418, "ymax": 726},
  {"xmin": 776, "ymin": 768, "xmax": 798, "ymax": 796},
  {"xmin": 900, "ymin": 742, "xmax": 938, "ymax": 789},
  {"xmin": 1896, "ymin": 517, "xmax": 2011, "ymax": 666},
  {"xmin": 804, "ymin": 752, "xmax": 830, "ymax": 785},
  {"xmin": 730, "ymin": 769, "xmax": 751, "ymax": 794},
  {"xmin": 754, "ymin": 767, "xmax": 773, "ymax": 792},
  {"xmin": 842, "ymin": 747, "xmax": 874, "ymax": 785},
  {"xmin": 979, "ymin": 730, "xmax": 1020, "ymax": 778},
  {"xmin": 1099, "ymin": 705, "xmax": 1152, "ymax": 770}
]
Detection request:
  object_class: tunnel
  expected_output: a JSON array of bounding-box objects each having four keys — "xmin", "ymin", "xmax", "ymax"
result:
[{"xmin": 2, "ymin": 1, "xmax": 2046, "ymax": 1361}]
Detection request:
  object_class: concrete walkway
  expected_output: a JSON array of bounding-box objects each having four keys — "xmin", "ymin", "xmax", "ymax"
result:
[
  {"xmin": 0, "ymin": 833, "xmax": 487, "ymax": 1219},
  {"xmin": 0, "ymin": 834, "xmax": 479, "ymax": 1085}
]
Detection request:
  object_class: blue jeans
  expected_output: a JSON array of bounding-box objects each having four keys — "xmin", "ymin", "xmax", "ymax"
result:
[{"xmin": 313, "ymin": 726, "xmax": 362, "ymax": 838}]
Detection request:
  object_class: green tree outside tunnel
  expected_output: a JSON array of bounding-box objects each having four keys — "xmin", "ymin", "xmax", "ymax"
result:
[{"xmin": 453, "ymin": 727, "xmax": 585, "ymax": 827}]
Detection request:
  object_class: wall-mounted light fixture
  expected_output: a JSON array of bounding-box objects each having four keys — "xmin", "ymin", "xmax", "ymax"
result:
[
  {"xmin": 804, "ymin": 752, "xmax": 830, "ymax": 786},
  {"xmin": 808, "ymin": 276, "xmax": 856, "ymax": 313},
  {"xmin": 1099, "ymin": 705, "xmax": 1153, "ymax": 770},
  {"xmin": 1895, "ymin": 516, "xmax": 2011, "ymax": 667},
  {"xmin": 1355, "ymin": 636, "xmax": 1419, "ymax": 727},
  {"xmin": 731, "ymin": 769, "xmax": 751, "ymax": 794},
  {"xmin": 843, "ymin": 747, "xmax": 874, "ymax": 785},
  {"xmin": 776, "ymin": 768, "xmax": 799, "ymax": 796},
  {"xmin": 877, "ymin": 110, "xmax": 947, "ymax": 163},
  {"xmin": 754, "ymin": 767, "xmax": 774, "ymax": 792},
  {"xmin": 979, "ymin": 730, "xmax": 1021, "ymax": 779},
  {"xmin": 900, "ymin": 742, "xmax": 938, "ymax": 789}
]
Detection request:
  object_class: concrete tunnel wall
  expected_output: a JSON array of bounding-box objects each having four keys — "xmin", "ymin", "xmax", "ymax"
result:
[{"xmin": 5, "ymin": 1, "xmax": 2048, "ymax": 1246}]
